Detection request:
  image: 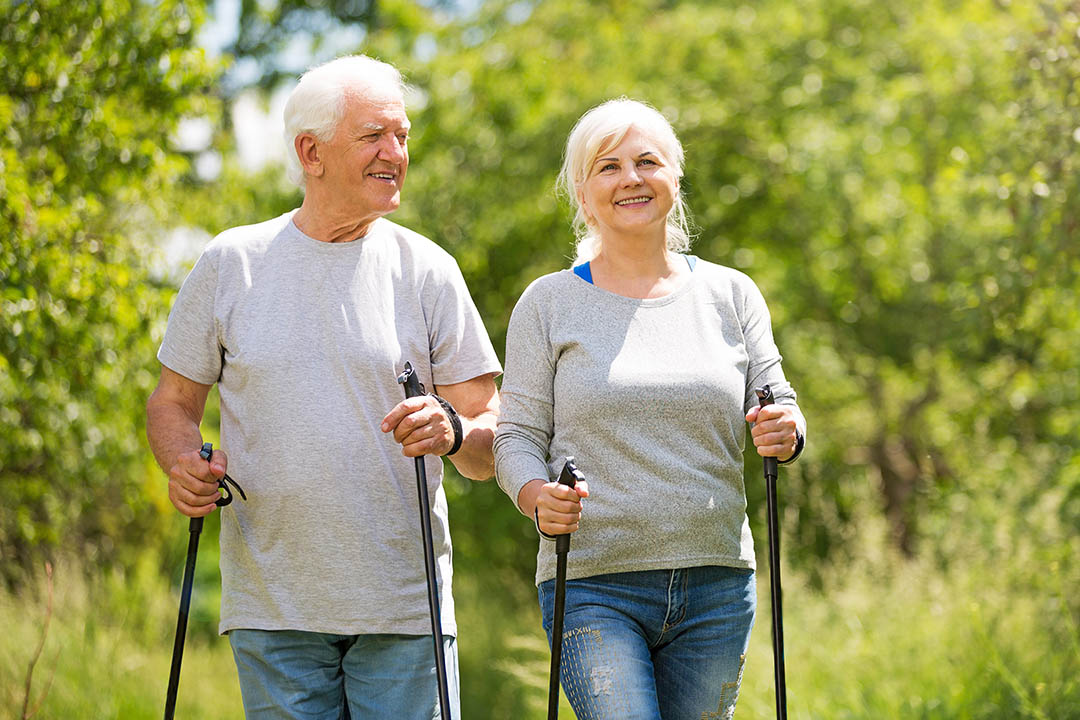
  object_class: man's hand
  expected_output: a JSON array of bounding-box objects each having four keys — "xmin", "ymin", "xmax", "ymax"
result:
[
  {"xmin": 381, "ymin": 395, "xmax": 455, "ymax": 457},
  {"xmin": 380, "ymin": 372, "xmax": 499, "ymax": 480},
  {"xmin": 167, "ymin": 446, "xmax": 227, "ymax": 517}
]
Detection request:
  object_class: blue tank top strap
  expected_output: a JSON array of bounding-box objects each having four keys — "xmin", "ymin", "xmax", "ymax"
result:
[
  {"xmin": 572, "ymin": 261, "xmax": 594, "ymax": 284},
  {"xmin": 575, "ymin": 258, "xmax": 692, "ymax": 283}
]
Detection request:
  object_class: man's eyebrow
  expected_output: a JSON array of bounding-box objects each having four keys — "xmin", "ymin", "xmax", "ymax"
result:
[{"xmin": 360, "ymin": 122, "xmax": 410, "ymax": 132}]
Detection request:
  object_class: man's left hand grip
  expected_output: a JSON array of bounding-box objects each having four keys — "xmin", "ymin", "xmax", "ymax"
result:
[{"xmin": 199, "ymin": 442, "xmax": 246, "ymax": 506}]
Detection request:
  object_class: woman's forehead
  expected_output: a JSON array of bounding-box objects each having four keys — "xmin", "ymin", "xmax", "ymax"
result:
[{"xmin": 595, "ymin": 126, "xmax": 663, "ymax": 158}]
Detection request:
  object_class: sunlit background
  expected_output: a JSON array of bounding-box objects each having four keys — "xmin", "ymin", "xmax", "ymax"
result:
[{"xmin": 2, "ymin": 0, "xmax": 1078, "ymax": 717}]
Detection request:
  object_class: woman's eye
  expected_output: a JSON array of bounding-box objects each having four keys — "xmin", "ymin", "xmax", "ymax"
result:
[{"xmin": 639, "ymin": 158, "xmax": 656, "ymax": 166}]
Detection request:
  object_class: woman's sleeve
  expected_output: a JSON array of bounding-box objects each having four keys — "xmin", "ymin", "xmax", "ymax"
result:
[
  {"xmin": 737, "ymin": 274, "xmax": 799, "ymax": 413},
  {"xmin": 493, "ymin": 282, "xmax": 557, "ymax": 514}
]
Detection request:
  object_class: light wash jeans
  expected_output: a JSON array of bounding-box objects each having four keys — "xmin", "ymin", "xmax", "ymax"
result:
[
  {"xmin": 228, "ymin": 629, "xmax": 459, "ymax": 720},
  {"xmin": 539, "ymin": 566, "xmax": 755, "ymax": 720}
]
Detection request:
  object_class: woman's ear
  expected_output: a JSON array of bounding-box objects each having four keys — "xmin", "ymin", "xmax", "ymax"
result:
[{"xmin": 578, "ymin": 188, "xmax": 595, "ymax": 225}]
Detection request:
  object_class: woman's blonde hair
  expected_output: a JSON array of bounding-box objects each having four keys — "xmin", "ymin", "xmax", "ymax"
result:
[{"xmin": 557, "ymin": 98, "xmax": 693, "ymax": 263}]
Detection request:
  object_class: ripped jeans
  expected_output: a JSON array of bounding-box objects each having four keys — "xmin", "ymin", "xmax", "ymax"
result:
[{"xmin": 539, "ymin": 566, "xmax": 755, "ymax": 720}]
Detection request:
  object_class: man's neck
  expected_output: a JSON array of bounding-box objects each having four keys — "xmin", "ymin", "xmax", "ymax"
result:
[{"xmin": 292, "ymin": 200, "xmax": 380, "ymax": 244}]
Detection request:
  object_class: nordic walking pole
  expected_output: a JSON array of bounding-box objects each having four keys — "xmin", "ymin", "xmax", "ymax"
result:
[
  {"xmin": 754, "ymin": 385, "xmax": 788, "ymax": 720},
  {"xmin": 548, "ymin": 457, "xmax": 585, "ymax": 720},
  {"xmin": 165, "ymin": 442, "xmax": 246, "ymax": 720},
  {"xmin": 397, "ymin": 362, "xmax": 452, "ymax": 720}
]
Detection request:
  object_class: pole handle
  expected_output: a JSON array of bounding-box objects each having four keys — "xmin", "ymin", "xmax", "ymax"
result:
[
  {"xmin": 398, "ymin": 361, "xmax": 426, "ymax": 399},
  {"xmin": 554, "ymin": 458, "xmax": 583, "ymax": 554},
  {"xmin": 754, "ymin": 386, "xmax": 780, "ymax": 478}
]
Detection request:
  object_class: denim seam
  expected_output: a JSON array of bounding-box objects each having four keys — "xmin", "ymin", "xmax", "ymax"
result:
[{"xmin": 659, "ymin": 569, "xmax": 689, "ymax": 642}]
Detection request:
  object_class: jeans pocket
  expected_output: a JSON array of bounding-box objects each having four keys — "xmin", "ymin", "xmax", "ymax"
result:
[{"xmin": 538, "ymin": 579, "xmax": 553, "ymax": 633}]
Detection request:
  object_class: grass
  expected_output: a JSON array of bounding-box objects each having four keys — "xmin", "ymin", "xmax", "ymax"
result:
[{"xmin": 3, "ymin": 534, "xmax": 1077, "ymax": 719}]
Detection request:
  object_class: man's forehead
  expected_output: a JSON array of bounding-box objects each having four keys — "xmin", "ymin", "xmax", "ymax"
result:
[{"xmin": 346, "ymin": 93, "xmax": 409, "ymax": 127}]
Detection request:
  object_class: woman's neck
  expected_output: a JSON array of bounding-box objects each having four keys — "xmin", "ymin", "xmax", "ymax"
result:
[{"xmin": 589, "ymin": 234, "xmax": 689, "ymax": 299}]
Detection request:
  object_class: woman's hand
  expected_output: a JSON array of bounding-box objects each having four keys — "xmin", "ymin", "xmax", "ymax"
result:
[
  {"xmin": 746, "ymin": 403, "xmax": 801, "ymax": 462},
  {"xmin": 517, "ymin": 477, "xmax": 590, "ymax": 536}
]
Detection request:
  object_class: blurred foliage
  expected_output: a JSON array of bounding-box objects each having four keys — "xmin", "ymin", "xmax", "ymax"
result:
[
  {"xmin": 387, "ymin": 0, "xmax": 1080, "ymax": 576},
  {"xmin": 0, "ymin": 0, "xmax": 224, "ymax": 584},
  {"xmin": 2, "ymin": 0, "xmax": 1079, "ymax": 716}
]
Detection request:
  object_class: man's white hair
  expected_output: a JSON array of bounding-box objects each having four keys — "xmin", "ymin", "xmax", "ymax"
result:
[
  {"xmin": 282, "ymin": 55, "xmax": 407, "ymax": 187},
  {"xmin": 557, "ymin": 98, "xmax": 693, "ymax": 263}
]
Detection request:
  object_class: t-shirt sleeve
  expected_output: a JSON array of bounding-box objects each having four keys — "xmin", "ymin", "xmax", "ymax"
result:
[
  {"xmin": 425, "ymin": 258, "xmax": 501, "ymax": 386},
  {"xmin": 157, "ymin": 246, "xmax": 223, "ymax": 385}
]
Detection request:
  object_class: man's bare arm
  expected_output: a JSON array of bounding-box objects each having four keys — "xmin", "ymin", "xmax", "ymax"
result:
[
  {"xmin": 146, "ymin": 366, "xmax": 224, "ymax": 516},
  {"xmin": 434, "ymin": 373, "xmax": 500, "ymax": 481},
  {"xmin": 381, "ymin": 372, "xmax": 500, "ymax": 481}
]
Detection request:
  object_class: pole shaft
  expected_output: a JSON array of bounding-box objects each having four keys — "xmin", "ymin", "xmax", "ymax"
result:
[
  {"xmin": 164, "ymin": 516, "xmax": 203, "ymax": 720},
  {"xmin": 765, "ymin": 469, "xmax": 787, "ymax": 720},
  {"xmin": 415, "ymin": 457, "xmax": 453, "ymax": 719},
  {"xmin": 548, "ymin": 550, "xmax": 569, "ymax": 720}
]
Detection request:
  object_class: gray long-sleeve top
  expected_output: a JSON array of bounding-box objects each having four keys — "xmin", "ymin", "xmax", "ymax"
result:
[{"xmin": 493, "ymin": 258, "xmax": 802, "ymax": 586}]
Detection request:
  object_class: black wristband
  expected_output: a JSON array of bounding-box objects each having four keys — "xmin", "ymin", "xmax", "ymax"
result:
[
  {"xmin": 778, "ymin": 429, "xmax": 805, "ymax": 465},
  {"xmin": 535, "ymin": 507, "xmax": 557, "ymax": 540},
  {"xmin": 431, "ymin": 394, "xmax": 463, "ymax": 456}
]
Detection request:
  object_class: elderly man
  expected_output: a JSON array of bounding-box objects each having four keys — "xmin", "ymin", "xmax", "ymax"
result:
[{"xmin": 146, "ymin": 55, "xmax": 499, "ymax": 718}]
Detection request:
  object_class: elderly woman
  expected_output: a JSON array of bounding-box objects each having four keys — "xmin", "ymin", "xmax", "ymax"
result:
[{"xmin": 493, "ymin": 98, "xmax": 806, "ymax": 719}]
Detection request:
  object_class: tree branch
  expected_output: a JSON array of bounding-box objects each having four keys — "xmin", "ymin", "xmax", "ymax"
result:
[{"xmin": 21, "ymin": 561, "xmax": 55, "ymax": 720}]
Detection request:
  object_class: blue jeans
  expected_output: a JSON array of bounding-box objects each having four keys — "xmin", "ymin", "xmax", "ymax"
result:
[
  {"xmin": 539, "ymin": 566, "xmax": 755, "ymax": 720},
  {"xmin": 228, "ymin": 630, "xmax": 459, "ymax": 720}
]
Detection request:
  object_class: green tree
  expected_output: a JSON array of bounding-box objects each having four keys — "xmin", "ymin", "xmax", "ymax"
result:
[
  {"xmin": 388, "ymin": 0, "xmax": 1079, "ymax": 568},
  {"xmin": 0, "ymin": 0, "xmax": 223, "ymax": 582}
]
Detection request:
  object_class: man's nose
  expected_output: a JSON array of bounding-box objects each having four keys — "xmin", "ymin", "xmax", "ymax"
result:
[{"xmin": 378, "ymin": 135, "xmax": 406, "ymax": 162}]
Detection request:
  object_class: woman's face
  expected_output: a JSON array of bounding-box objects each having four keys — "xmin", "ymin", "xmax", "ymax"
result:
[{"xmin": 579, "ymin": 126, "xmax": 678, "ymax": 242}]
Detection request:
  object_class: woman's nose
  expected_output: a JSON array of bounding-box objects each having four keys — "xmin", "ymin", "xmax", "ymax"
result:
[{"xmin": 620, "ymin": 166, "xmax": 642, "ymax": 186}]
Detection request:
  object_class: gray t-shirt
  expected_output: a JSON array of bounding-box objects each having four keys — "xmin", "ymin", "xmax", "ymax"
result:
[
  {"xmin": 158, "ymin": 211, "xmax": 501, "ymax": 636},
  {"xmin": 493, "ymin": 259, "xmax": 800, "ymax": 585}
]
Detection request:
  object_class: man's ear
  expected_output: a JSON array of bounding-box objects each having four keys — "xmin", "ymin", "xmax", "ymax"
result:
[{"xmin": 295, "ymin": 133, "xmax": 324, "ymax": 179}]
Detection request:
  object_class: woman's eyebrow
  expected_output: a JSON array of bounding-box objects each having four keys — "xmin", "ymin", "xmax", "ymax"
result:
[{"xmin": 593, "ymin": 150, "xmax": 658, "ymax": 164}]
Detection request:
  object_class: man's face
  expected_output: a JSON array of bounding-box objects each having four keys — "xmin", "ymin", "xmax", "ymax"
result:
[{"xmin": 319, "ymin": 89, "xmax": 410, "ymax": 222}]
